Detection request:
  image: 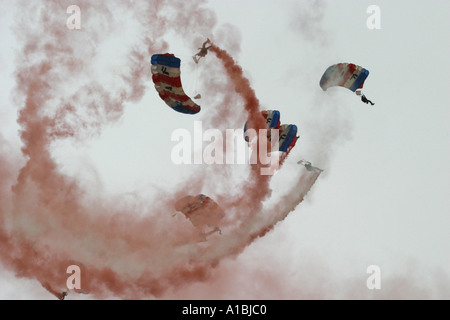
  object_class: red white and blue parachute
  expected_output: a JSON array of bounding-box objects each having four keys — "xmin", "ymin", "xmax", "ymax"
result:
[
  {"xmin": 243, "ymin": 110, "xmax": 298, "ymax": 155},
  {"xmin": 150, "ymin": 53, "xmax": 201, "ymax": 114},
  {"xmin": 278, "ymin": 124, "xmax": 298, "ymax": 153},
  {"xmin": 174, "ymin": 194, "xmax": 224, "ymax": 229},
  {"xmin": 319, "ymin": 63, "xmax": 369, "ymax": 92},
  {"xmin": 244, "ymin": 110, "xmax": 281, "ymax": 142}
]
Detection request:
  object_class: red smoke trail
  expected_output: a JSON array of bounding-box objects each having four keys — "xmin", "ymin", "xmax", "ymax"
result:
[
  {"xmin": 0, "ymin": 0, "xmax": 320, "ymax": 299},
  {"xmin": 176, "ymin": 43, "xmax": 322, "ymax": 261},
  {"xmin": 0, "ymin": 0, "xmax": 209, "ymax": 299},
  {"xmin": 208, "ymin": 44, "xmax": 273, "ymax": 213}
]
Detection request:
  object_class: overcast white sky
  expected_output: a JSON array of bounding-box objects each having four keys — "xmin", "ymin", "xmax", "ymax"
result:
[{"xmin": 0, "ymin": 0, "xmax": 449, "ymax": 299}]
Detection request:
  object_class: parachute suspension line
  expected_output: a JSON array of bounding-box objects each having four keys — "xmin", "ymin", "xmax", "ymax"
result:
[{"xmin": 192, "ymin": 62, "xmax": 201, "ymax": 99}]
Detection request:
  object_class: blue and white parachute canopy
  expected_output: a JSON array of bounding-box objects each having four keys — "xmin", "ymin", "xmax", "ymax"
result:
[{"xmin": 320, "ymin": 63, "xmax": 369, "ymax": 92}]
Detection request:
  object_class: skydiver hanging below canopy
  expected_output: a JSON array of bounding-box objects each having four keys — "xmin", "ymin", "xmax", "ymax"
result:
[
  {"xmin": 361, "ymin": 94, "xmax": 375, "ymax": 105},
  {"xmin": 193, "ymin": 38, "xmax": 212, "ymax": 64},
  {"xmin": 321, "ymin": 63, "xmax": 376, "ymax": 106},
  {"xmin": 356, "ymin": 90, "xmax": 375, "ymax": 106}
]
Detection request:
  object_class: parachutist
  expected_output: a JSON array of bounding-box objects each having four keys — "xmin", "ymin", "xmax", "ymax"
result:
[
  {"xmin": 60, "ymin": 291, "xmax": 68, "ymax": 300},
  {"xmin": 193, "ymin": 38, "xmax": 212, "ymax": 64},
  {"xmin": 361, "ymin": 94, "xmax": 375, "ymax": 105}
]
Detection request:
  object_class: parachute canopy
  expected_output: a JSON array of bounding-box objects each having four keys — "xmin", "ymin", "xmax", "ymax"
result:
[
  {"xmin": 319, "ymin": 63, "xmax": 369, "ymax": 92},
  {"xmin": 150, "ymin": 53, "xmax": 201, "ymax": 114},
  {"xmin": 244, "ymin": 110, "xmax": 281, "ymax": 142},
  {"xmin": 243, "ymin": 110, "xmax": 298, "ymax": 155},
  {"xmin": 174, "ymin": 194, "xmax": 224, "ymax": 228},
  {"xmin": 278, "ymin": 124, "xmax": 298, "ymax": 153}
]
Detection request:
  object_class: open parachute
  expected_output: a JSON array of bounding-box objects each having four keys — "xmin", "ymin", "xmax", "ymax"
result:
[
  {"xmin": 174, "ymin": 194, "xmax": 224, "ymax": 238},
  {"xmin": 319, "ymin": 63, "xmax": 369, "ymax": 93},
  {"xmin": 244, "ymin": 110, "xmax": 281, "ymax": 142},
  {"xmin": 150, "ymin": 53, "xmax": 201, "ymax": 114},
  {"xmin": 278, "ymin": 124, "xmax": 298, "ymax": 153},
  {"xmin": 244, "ymin": 110, "xmax": 299, "ymax": 156}
]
